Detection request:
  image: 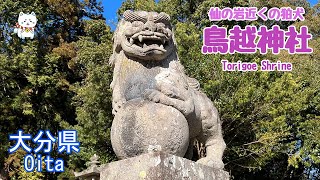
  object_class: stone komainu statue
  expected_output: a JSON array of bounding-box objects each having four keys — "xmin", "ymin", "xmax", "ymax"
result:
[{"xmin": 109, "ymin": 10, "xmax": 226, "ymax": 169}]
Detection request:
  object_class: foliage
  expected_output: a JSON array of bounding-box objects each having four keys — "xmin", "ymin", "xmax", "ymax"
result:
[{"xmin": 0, "ymin": 0, "xmax": 106, "ymax": 179}]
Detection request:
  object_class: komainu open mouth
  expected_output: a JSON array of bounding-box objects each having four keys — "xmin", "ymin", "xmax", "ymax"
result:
[{"xmin": 127, "ymin": 31, "xmax": 169, "ymax": 52}]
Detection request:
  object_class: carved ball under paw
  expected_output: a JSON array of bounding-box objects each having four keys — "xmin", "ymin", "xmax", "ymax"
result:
[{"xmin": 111, "ymin": 99, "xmax": 190, "ymax": 159}]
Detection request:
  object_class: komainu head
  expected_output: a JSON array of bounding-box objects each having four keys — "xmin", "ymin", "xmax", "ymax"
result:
[{"xmin": 111, "ymin": 10, "xmax": 175, "ymax": 62}]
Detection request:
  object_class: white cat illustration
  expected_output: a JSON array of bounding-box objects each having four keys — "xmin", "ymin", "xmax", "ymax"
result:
[{"xmin": 14, "ymin": 12, "xmax": 37, "ymax": 39}]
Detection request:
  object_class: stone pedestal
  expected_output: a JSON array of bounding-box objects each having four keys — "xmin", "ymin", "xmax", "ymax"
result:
[{"xmin": 76, "ymin": 152, "xmax": 229, "ymax": 180}]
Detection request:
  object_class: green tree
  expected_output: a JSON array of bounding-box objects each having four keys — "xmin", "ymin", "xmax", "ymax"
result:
[{"xmin": 0, "ymin": 0, "xmax": 106, "ymax": 179}]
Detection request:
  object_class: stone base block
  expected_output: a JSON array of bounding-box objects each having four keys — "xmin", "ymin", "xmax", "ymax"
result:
[{"xmin": 99, "ymin": 152, "xmax": 229, "ymax": 180}]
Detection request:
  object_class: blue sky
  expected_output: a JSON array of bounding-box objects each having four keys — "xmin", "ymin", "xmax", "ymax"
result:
[
  {"xmin": 102, "ymin": 1, "xmax": 124, "ymax": 30},
  {"xmin": 309, "ymin": 0, "xmax": 319, "ymax": 6},
  {"xmin": 102, "ymin": 0, "xmax": 319, "ymax": 30}
]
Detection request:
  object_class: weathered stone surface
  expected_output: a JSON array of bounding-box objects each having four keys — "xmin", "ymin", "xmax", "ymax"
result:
[
  {"xmin": 111, "ymin": 100, "xmax": 190, "ymax": 159},
  {"xmin": 109, "ymin": 10, "xmax": 227, "ymax": 170},
  {"xmin": 99, "ymin": 152, "xmax": 229, "ymax": 180}
]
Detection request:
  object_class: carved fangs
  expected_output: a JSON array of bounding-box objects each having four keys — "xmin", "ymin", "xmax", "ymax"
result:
[
  {"xmin": 138, "ymin": 35, "xmax": 143, "ymax": 42},
  {"xmin": 128, "ymin": 33, "xmax": 168, "ymax": 51}
]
